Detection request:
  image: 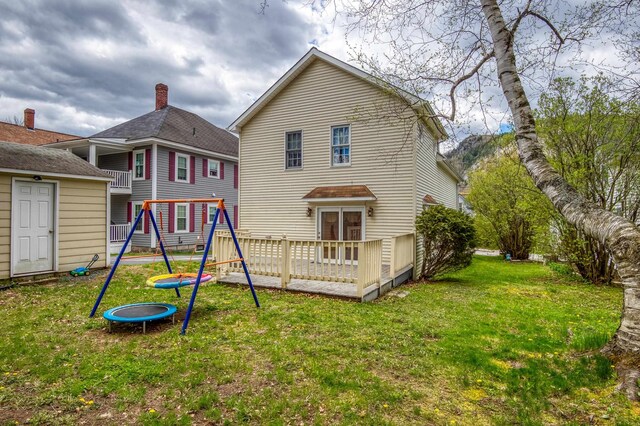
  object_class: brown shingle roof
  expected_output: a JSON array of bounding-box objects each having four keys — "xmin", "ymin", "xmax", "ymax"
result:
[
  {"xmin": 302, "ymin": 185, "xmax": 377, "ymax": 200},
  {"xmin": 0, "ymin": 121, "xmax": 81, "ymax": 146},
  {"xmin": 0, "ymin": 141, "xmax": 112, "ymax": 179},
  {"xmin": 90, "ymin": 105, "xmax": 238, "ymax": 157},
  {"xmin": 422, "ymin": 194, "xmax": 439, "ymax": 205}
]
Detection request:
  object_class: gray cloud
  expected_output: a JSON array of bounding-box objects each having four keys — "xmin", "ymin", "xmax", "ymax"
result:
[{"xmin": 0, "ymin": 0, "xmax": 317, "ymax": 135}]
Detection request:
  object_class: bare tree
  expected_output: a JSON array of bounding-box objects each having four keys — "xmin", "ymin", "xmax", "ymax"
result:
[{"xmin": 302, "ymin": 0, "xmax": 640, "ymax": 398}]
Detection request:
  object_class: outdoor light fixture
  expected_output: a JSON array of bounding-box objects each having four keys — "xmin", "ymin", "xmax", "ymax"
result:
[
  {"xmin": 368, "ymin": 207, "xmax": 374, "ymax": 217},
  {"xmin": 33, "ymin": 175, "xmax": 42, "ymax": 181},
  {"xmin": 306, "ymin": 207, "xmax": 312, "ymax": 217}
]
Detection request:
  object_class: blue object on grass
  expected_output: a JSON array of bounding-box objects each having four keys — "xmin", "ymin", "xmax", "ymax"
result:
[{"xmin": 103, "ymin": 302, "xmax": 177, "ymax": 333}]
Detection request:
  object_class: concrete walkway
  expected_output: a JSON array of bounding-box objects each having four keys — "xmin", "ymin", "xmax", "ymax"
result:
[{"xmin": 111, "ymin": 255, "xmax": 200, "ymax": 265}]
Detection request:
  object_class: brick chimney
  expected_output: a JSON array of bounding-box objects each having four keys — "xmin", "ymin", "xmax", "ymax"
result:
[
  {"xmin": 155, "ymin": 83, "xmax": 168, "ymax": 110},
  {"xmin": 24, "ymin": 108, "xmax": 35, "ymax": 129}
]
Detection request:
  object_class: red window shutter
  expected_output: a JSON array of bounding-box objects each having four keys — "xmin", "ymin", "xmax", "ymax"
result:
[
  {"xmin": 202, "ymin": 203, "xmax": 208, "ymax": 224},
  {"xmin": 234, "ymin": 205, "xmax": 238, "ymax": 229},
  {"xmin": 190, "ymin": 156, "xmax": 196, "ymax": 184},
  {"xmin": 127, "ymin": 202, "xmax": 132, "ymax": 222},
  {"xmin": 189, "ymin": 204, "xmax": 195, "ymax": 232},
  {"xmin": 234, "ymin": 164, "xmax": 238, "ymax": 189},
  {"xmin": 168, "ymin": 203, "xmax": 175, "ymax": 233},
  {"xmin": 219, "ymin": 208, "xmax": 224, "ymax": 224},
  {"xmin": 202, "ymin": 159, "xmax": 208, "ymax": 177},
  {"xmin": 128, "ymin": 152, "xmax": 133, "ymax": 171},
  {"xmin": 220, "ymin": 162, "xmax": 224, "ymax": 180},
  {"xmin": 145, "ymin": 149, "xmax": 151, "ymax": 180},
  {"xmin": 144, "ymin": 209, "xmax": 150, "ymax": 234},
  {"xmin": 169, "ymin": 152, "xmax": 175, "ymax": 181}
]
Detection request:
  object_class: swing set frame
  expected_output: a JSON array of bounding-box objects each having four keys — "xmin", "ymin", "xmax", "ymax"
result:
[{"xmin": 89, "ymin": 198, "xmax": 260, "ymax": 335}]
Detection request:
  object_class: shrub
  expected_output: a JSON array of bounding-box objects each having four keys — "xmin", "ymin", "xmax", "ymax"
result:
[{"xmin": 416, "ymin": 205, "xmax": 476, "ymax": 279}]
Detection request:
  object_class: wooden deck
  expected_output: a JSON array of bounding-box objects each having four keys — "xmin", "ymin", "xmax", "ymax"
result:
[{"xmin": 217, "ymin": 263, "xmax": 414, "ymax": 301}]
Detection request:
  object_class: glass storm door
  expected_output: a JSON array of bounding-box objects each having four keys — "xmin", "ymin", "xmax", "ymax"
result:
[{"xmin": 318, "ymin": 208, "xmax": 363, "ymax": 262}]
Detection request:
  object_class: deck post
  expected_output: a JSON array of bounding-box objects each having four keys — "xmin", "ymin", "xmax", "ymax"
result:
[
  {"xmin": 357, "ymin": 241, "xmax": 365, "ymax": 299},
  {"xmin": 280, "ymin": 236, "xmax": 289, "ymax": 289},
  {"xmin": 390, "ymin": 235, "xmax": 397, "ymax": 279}
]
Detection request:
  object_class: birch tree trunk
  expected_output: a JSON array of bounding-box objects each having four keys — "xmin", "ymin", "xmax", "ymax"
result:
[{"xmin": 480, "ymin": 0, "xmax": 640, "ymax": 399}]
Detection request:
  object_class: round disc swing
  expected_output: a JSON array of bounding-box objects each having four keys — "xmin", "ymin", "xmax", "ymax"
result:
[{"xmin": 89, "ymin": 198, "xmax": 261, "ymax": 335}]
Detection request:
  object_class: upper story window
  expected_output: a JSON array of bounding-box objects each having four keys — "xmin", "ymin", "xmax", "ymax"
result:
[
  {"xmin": 331, "ymin": 125, "xmax": 350, "ymax": 166},
  {"xmin": 176, "ymin": 153, "xmax": 189, "ymax": 182},
  {"xmin": 133, "ymin": 150, "xmax": 145, "ymax": 180},
  {"xmin": 285, "ymin": 131, "xmax": 302, "ymax": 169},
  {"xmin": 208, "ymin": 159, "xmax": 220, "ymax": 178}
]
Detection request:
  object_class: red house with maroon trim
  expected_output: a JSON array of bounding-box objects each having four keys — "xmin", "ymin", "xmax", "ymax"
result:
[{"xmin": 47, "ymin": 84, "xmax": 239, "ymax": 252}]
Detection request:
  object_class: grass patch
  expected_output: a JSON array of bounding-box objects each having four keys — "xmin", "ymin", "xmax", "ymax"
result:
[{"xmin": 0, "ymin": 256, "xmax": 637, "ymax": 424}]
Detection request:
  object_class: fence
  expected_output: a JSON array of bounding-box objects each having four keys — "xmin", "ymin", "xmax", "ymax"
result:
[
  {"xmin": 110, "ymin": 223, "xmax": 131, "ymax": 242},
  {"xmin": 213, "ymin": 233, "xmax": 386, "ymax": 297},
  {"xmin": 390, "ymin": 233, "xmax": 415, "ymax": 277},
  {"xmin": 104, "ymin": 169, "xmax": 131, "ymax": 190}
]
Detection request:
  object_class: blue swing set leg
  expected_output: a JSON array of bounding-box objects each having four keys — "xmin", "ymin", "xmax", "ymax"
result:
[
  {"xmin": 89, "ymin": 207, "xmax": 177, "ymax": 318},
  {"xmin": 180, "ymin": 205, "xmax": 260, "ymax": 335}
]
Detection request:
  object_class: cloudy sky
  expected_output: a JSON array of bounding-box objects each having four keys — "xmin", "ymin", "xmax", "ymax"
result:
[{"xmin": 0, "ymin": 0, "xmax": 633, "ymax": 141}]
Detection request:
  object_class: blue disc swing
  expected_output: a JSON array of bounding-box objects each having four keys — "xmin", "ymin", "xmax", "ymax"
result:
[{"xmin": 89, "ymin": 198, "xmax": 260, "ymax": 334}]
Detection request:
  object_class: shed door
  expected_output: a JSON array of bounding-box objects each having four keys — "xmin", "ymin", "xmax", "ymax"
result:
[{"xmin": 12, "ymin": 181, "xmax": 55, "ymax": 275}]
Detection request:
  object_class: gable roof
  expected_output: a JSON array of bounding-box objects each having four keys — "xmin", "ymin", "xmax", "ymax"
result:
[
  {"xmin": 0, "ymin": 121, "xmax": 81, "ymax": 146},
  {"xmin": 229, "ymin": 47, "xmax": 447, "ymax": 140},
  {"xmin": 0, "ymin": 141, "xmax": 112, "ymax": 180},
  {"xmin": 89, "ymin": 105, "xmax": 238, "ymax": 157}
]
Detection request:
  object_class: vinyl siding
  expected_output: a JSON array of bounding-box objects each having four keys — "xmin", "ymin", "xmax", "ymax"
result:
[
  {"xmin": 414, "ymin": 123, "xmax": 459, "ymax": 276},
  {"xmin": 0, "ymin": 175, "xmax": 10, "ymax": 277},
  {"xmin": 0, "ymin": 173, "xmax": 108, "ymax": 279},
  {"xmin": 98, "ymin": 152, "xmax": 128, "ymax": 171},
  {"xmin": 239, "ymin": 58, "xmax": 417, "ymax": 263},
  {"xmin": 154, "ymin": 146, "xmax": 236, "ymax": 248}
]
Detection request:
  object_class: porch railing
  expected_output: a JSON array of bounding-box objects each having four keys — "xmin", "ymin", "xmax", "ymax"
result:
[
  {"xmin": 390, "ymin": 233, "xmax": 415, "ymax": 277},
  {"xmin": 110, "ymin": 223, "xmax": 131, "ymax": 242},
  {"xmin": 104, "ymin": 169, "xmax": 131, "ymax": 191},
  {"xmin": 213, "ymin": 233, "xmax": 384, "ymax": 297}
]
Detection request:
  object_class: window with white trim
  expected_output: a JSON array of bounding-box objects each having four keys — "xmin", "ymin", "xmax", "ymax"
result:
[
  {"xmin": 176, "ymin": 153, "xmax": 189, "ymax": 182},
  {"xmin": 133, "ymin": 150, "xmax": 145, "ymax": 179},
  {"xmin": 331, "ymin": 125, "xmax": 350, "ymax": 166},
  {"xmin": 208, "ymin": 159, "xmax": 220, "ymax": 178},
  {"xmin": 176, "ymin": 203, "xmax": 188, "ymax": 232},
  {"xmin": 285, "ymin": 131, "xmax": 302, "ymax": 169},
  {"xmin": 208, "ymin": 204, "xmax": 217, "ymax": 223},
  {"xmin": 133, "ymin": 202, "xmax": 143, "ymax": 233}
]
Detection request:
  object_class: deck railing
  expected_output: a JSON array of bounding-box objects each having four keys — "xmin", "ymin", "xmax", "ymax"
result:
[
  {"xmin": 110, "ymin": 223, "xmax": 131, "ymax": 242},
  {"xmin": 390, "ymin": 233, "xmax": 415, "ymax": 277},
  {"xmin": 213, "ymin": 233, "xmax": 384, "ymax": 297},
  {"xmin": 104, "ymin": 169, "xmax": 131, "ymax": 191}
]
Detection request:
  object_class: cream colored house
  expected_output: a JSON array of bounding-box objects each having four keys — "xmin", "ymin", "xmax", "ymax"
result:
[
  {"xmin": 0, "ymin": 142, "xmax": 112, "ymax": 280},
  {"xmin": 229, "ymin": 48, "xmax": 461, "ymax": 283}
]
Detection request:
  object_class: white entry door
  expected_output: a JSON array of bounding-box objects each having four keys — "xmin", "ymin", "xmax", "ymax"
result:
[
  {"xmin": 317, "ymin": 207, "xmax": 364, "ymax": 262},
  {"xmin": 12, "ymin": 181, "xmax": 55, "ymax": 275}
]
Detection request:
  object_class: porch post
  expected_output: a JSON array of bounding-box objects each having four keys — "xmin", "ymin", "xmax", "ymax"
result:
[
  {"xmin": 88, "ymin": 143, "xmax": 97, "ymax": 166},
  {"xmin": 280, "ymin": 236, "xmax": 289, "ymax": 289},
  {"xmin": 357, "ymin": 241, "xmax": 365, "ymax": 299}
]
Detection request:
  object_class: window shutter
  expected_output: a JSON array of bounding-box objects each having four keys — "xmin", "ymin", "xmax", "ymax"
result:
[
  {"xmin": 190, "ymin": 156, "xmax": 196, "ymax": 184},
  {"xmin": 189, "ymin": 204, "xmax": 195, "ymax": 232},
  {"xmin": 168, "ymin": 203, "xmax": 175, "ymax": 233},
  {"xmin": 144, "ymin": 209, "xmax": 150, "ymax": 234},
  {"xmin": 169, "ymin": 152, "xmax": 175, "ymax": 181},
  {"xmin": 202, "ymin": 159, "xmax": 208, "ymax": 177},
  {"xmin": 234, "ymin": 164, "xmax": 238, "ymax": 189},
  {"xmin": 202, "ymin": 203, "xmax": 208, "ymax": 224},
  {"xmin": 128, "ymin": 152, "xmax": 133, "ymax": 171},
  {"xmin": 145, "ymin": 149, "xmax": 151, "ymax": 180},
  {"xmin": 127, "ymin": 202, "xmax": 132, "ymax": 223},
  {"xmin": 220, "ymin": 162, "xmax": 224, "ymax": 180},
  {"xmin": 219, "ymin": 208, "xmax": 224, "ymax": 224},
  {"xmin": 234, "ymin": 205, "xmax": 238, "ymax": 229}
]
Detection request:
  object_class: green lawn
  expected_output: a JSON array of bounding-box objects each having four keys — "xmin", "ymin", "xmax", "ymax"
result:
[{"xmin": 1, "ymin": 256, "xmax": 638, "ymax": 425}]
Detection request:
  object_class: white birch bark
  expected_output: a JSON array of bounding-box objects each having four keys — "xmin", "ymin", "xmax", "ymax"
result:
[{"xmin": 480, "ymin": 0, "xmax": 640, "ymax": 364}]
